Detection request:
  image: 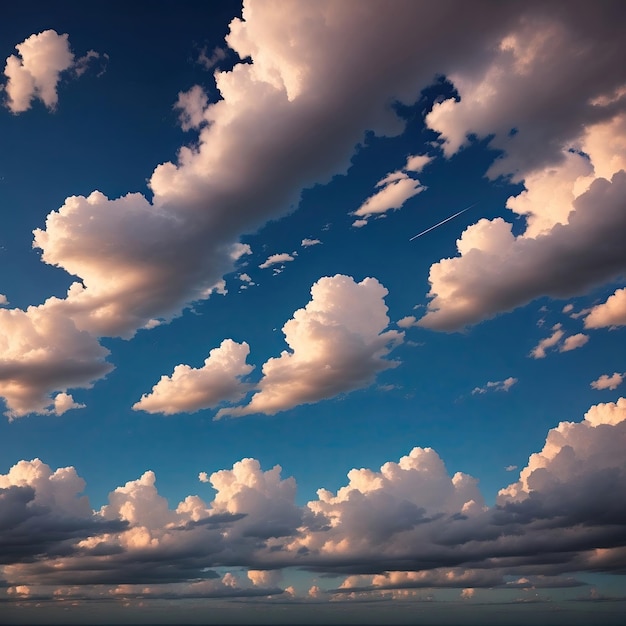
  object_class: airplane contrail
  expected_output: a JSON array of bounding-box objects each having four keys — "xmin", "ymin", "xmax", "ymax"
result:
[{"xmin": 409, "ymin": 202, "xmax": 478, "ymax": 241}]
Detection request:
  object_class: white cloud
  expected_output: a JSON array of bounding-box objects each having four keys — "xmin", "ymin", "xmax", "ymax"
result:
[
  {"xmin": 353, "ymin": 173, "xmax": 425, "ymax": 221},
  {"xmin": 352, "ymin": 218, "xmax": 368, "ymax": 228},
  {"xmin": 559, "ymin": 332, "xmax": 589, "ymax": 352},
  {"xmin": 174, "ymin": 85, "xmax": 209, "ymax": 131},
  {"xmin": 0, "ymin": 302, "xmax": 112, "ymax": 419},
  {"xmin": 529, "ymin": 324, "xmax": 564, "ymax": 359},
  {"xmin": 562, "ymin": 303, "xmax": 574, "ymax": 314},
  {"xmin": 259, "ymin": 253, "xmax": 295, "ymax": 269},
  {"xmin": 472, "ymin": 377, "xmax": 517, "ymax": 395},
  {"xmin": 397, "ymin": 315, "xmax": 419, "ymax": 328},
  {"xmin": 584, "ymin": 287, "xmax": 626, "ymax": 328},
  {"xmin": 132, "ymin": 340, "xmax": 254, "ymax": 415},
  {"xmin": 52, "ymin": 392, "xmax": 85, "ymax": 416},
  {"xmin": 404, "ymin": 154, "xmax": 433, "ymax": 173},
  {"xmin": 418, "ymin": 8, "xmax": 626, "ymax": 330},
  {"xmin": 0, "ymin": 294, "xmax": 8, "ymax": 305},
  {"xmin": 591, "ymin": 372, "xmax": 624, "ymax": 391},
  {"xmin": 301, "ymin": 238, "xmax": 321, "ymax": 247},
  {"xmin": 217, "ymin": 275, "xmax": 403, "ymax": 418},
  {"xmin": 3, "ymin": 30, "xmax": 73, "ymax": 113},
  {"xmin": 2, "ymin": 399, "xmax": 626, "ymax": 594}
]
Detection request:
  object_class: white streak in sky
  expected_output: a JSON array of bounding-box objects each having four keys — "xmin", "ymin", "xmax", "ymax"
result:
[{"xmin": 409, "ymin": 203, "xmax": 478, "ymax": 241}]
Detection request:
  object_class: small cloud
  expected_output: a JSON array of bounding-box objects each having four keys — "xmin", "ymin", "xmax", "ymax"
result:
[
  {"xmin": 584, "ymin": 288, "xmax": 626, "ymax": 329},
  {"xmin": 175, "ymin": 85, "xmax": 209, "ymax": 131},
  {"xmin": 259, "ymin": 253, "xmax": 295, "ymax": 269},
  {"xmin": 0, "ymin": 294, "xmax": 8, "ymax": 306},
  {"xmin": 530, "ymin": 324, "xmax": 564, "ymax": 358},
  {"xmin": 591, "ymin": 372, "xmax": 624, "ymax": 391},
  {"xmin": 238, "ymin": 273, "xmax": 255, "ymax": 285},
  {"xmin": 301, "ymin": 238, "xmax": 321, "ymax": 247},
  {"xmin": 198, "ymin": 472, "xmax": 210, "ymax": 483},
  {"xmin": 397, "ymin": 315, "xmax": 419, "ymax": 328},
  {"xmin": 472, "ymin": 377, "xmax": 518, "ymax": 395},
  {"xmin": 562, "ymin": 303, "xmax": 574, "ymax": 314},
  {"xmin": 505, "ymin": 465, "xmax": 518, "ymax": 472},
  {"xmin": 352, "ymin": 218, "xmax": 368, "ymax": 228},
  {"xmin": 404, "ymin": 154, "xmax": 433, "ymax": 173},
  {"xmin": 559, "ymin": 333, "xmax": 589, "ymax": 352},
  {"xmin": 353, "ymin": 172, "xmax": 425, "ymax": 220},
  {"xmin": 52, "ymin": 392, "xmax": 85, "ymax": 416},
  {"xmin": 198, "ymin": 46, "xmax": 227, "ymax": 71}
]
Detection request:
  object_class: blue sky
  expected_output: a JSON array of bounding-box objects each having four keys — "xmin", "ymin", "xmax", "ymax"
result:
[{"xmin": 1, "ymin": 1, "xmax": 625, "ymax": 624}]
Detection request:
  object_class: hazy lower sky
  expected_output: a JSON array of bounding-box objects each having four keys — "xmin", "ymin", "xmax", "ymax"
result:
[{"xmin": 1, "ymin": 1, "xmax": 625, "ymax": 624}]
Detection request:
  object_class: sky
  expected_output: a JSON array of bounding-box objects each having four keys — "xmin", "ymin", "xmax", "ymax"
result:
[{"xmin": 0, "ymin": 1, "xmax": 625, "ymax": 624}]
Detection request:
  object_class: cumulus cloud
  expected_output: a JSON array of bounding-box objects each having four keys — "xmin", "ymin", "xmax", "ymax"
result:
[
  {"xmin": 404, "ymin": 154, "xmax": 433, "ymax": 173},
  {"xmin": 418, "ymin": 4, "xmax": 626, "ymax": 330},
  {"xmin": 259, "ymin": 252, "xmax": 295, "ymax": 269},
  {"xmin": 132, "ymin": 339, "xmax": 254, "ymax": 415},
  {"xmin": 0, "ymin": 2, "xmax": 527, "ymax": 414},
  {"xmin": 0, "ymin": 302, "xmax": 112, "ymax": 419},
  {"xmin": 471, "ymin": 376, "xmax": 517, "ymax": 395},
  {"xmin": 2, "ymin": 399, "xmax": 626, "ymax": 597},
  {"xmin": 217, "ymin": 275, "xmax": 402, "ymax": 418},
  {"xmin": 3, "ymin": 30, "xmax": 103, "ymax": 114},
  {"xmin": 52, "ymin": 392, "xmax": 85, "ymax": 416},
  {"xmin": 591, "ymin": 372, "xmax": 625, "ymax": 391},
  {"xmin": 584, "ymin": 288, "xmax": 626, "ymax": 328},
  {"xmin": 4, "ymin": 2, "xmax": 626, "ymax": 415},
  {"xmin": 198, "ymin": 46, "xmax": 228, "ymax": 71}
]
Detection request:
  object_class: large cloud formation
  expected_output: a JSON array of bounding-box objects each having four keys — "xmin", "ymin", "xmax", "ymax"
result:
[
  {"xmin": 1, "ymin": 399, "xmax": 625, "ymax": 603},
  {"xmin": 217, "ymin": 275, "xmax": 402, "ymax": 418},
  {"xmin": 418, "ymin": 4, "xmax": 626, "ymax": 329},
  {"xmin": 2, "ymin": 1, "xmax": 626, "ymax": 415}
]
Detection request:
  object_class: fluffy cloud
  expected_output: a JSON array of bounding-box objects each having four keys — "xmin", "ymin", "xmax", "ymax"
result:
[
  {"xmin": 584, "ymin": 288, "xmax": 626, "ymax": 328},
  {"xmin": 591, "ymin": 372, "xmax": 624, "ymax": 391},
  {"xmin": 418, "ymin": 4, "xmax": 626, "ymax": 330},
  {"xmin": 0, "ymin": 303, "xmax": 112, "ymax": 419},
  {"xmin": 471, "ymin": 376, "xmax": 517, "ymax": 395},
  {"xmin": 2, "ymin": 30, "xmax": 103, "ymax": 114},
  {"xmin": 3, "ymin": 30, "xmax": 73, "ymax": 112},
  {"xmin": 217, "ymin": 275, "xmax": 402, "ymax": 418},
  {"xmin": 132, "ymin": 339, "xmax": 254, "ymax": 415},
  {"xmin": 259, "ymin": 252, "xmax": 295, "ymax": 269},
  {"xmin": 52, "ymin": 392, "xmax": 86, "ymax": 416},
  {"xmin": 1, "ymin": 399, "xmax": 626, "ymax": 597}
]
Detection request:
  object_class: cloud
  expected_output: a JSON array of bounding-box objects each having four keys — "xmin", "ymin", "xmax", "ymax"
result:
[
  {"xmin": 52, "ymin": 392, "xmax": 85, "ymax": 416},
  {"xmin": 353, "ymin": 172, "xmax": 425, "ymax": 221},
  {"xmin": 1, "ymin": 399, "xmax": 626, "ymax": 596},
  {"xmin": 217, "ymin": 275, "xmax": 403, "ymax": 418},
  {"xmin": 584, "ymin": 288, "xmax": 626, "ymax": 328},
  {"xmin": 174, "ymin": 85, "xmax": 209, "ymax": 131},
  {"xmin": 301, "ymin": 238, "xmax": 321, "ymax": 247},
  {"xmin": 404, "ymin": 154, "xmax": 433, "ymax": 173},
  {"xmin": 559, "ymin": 332, "xmax": 589, "ymax": 352},
  {"xmin": 591, "ymin": 372, "xmax": 625, "ymax": 391},
  {"xmin": 3, "ymin": 30, "xmax": 73, "ymax": 112},
  {"xmin": 418, "ymin": 5, "xmax": 626, "ymax": 330},
  {"xmin": 132, "ymin": 340, "xmax": 254, "ymax": 415},
  {"xmin": 0, "ymin": 302, "xmax": 112, "ymax": 419},
  {"xmin": 529, "ymin": 324, "xmax": 564, "ymax": 359},
  {"xmin": 471, "ymin": 377, "xmax": 517, "ymax": 395},
  {"xmin": 3, "ymin": 30, "xmax": 103, "ymax": 114},
  {"xmin": 397, "ymin": 315, "xmax": 419, "ymax": 328},
  {"xmin": 259, "ymin": 253, "xmax": 295, "ymax": 269},
  {"xmin": 0, "ymin": 294, "xmax": 9, "ymax": 306}
]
